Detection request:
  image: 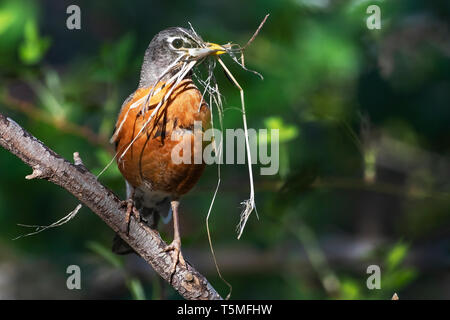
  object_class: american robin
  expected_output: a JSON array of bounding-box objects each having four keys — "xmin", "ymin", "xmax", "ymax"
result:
[{"xmin": 110, "ymin": 27, "xmax": 226, "ymax": 273}]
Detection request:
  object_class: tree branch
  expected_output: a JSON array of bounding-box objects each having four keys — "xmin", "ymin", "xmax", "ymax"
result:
[{"xmin": 0, "ymin": 112, "xmax": 222, "ymax": 300}]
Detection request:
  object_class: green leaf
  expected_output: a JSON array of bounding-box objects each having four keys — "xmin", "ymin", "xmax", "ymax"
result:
[
  {"xmin": 29, "ymin": 72, "xmax": 67, "ymax": 119},
  {"xmin": 0, "ymin": 0, "xmax": 37, "ymax": 46},
  {"xmin": 386, "ymin": 242, "xmax": 409, "ymax": 271},
  {"xmin": 364, "ymin": 147, "xmax": 376, "ymax": 182},
  {"xmin": 18, "ymin": 19, "xmax": 51, "ymax": 64},
  {"xmin": 339, "ymin": 279, "xmax": 361, "ymax": 299},
  {"xmin": 0, "ymin": 10, "xmax": 15, "ymax": 34},
  {"xmin": 261, "ymin": 117, "xmax": 299, "ymax": 144},
  {"xmin": 86, "ymin": 241, "xmax": 124, "ymax": 269},
  {"xmin": 126, "ymin": 277, "xmax": 146, "ymax": 300},
  {"xmin": 384, "ymin": 268, "xmax": 417, "ymax": 290}
]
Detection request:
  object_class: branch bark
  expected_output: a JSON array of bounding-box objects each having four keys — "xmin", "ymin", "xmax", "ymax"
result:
[{"xmin": 0, "ymin": 112, "xmax": 222, "ymax": 300}]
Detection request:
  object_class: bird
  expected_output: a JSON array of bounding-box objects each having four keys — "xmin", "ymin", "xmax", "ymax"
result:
[{"xmin": 110, "ymin": 27, "xmax": 226, "ymax": 274}]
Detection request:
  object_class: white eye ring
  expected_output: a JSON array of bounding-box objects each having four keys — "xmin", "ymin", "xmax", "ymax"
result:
[
  {"xmin": 172, "ymin": 38, "xmax": 183, "ymax": 49},
  {"xmin": 167, "ymin": 36, "xmax": 184, "ymax": 49},
  {"xmin": 167, "ymin": 36, "xmax": 194, "ymax": 50}
]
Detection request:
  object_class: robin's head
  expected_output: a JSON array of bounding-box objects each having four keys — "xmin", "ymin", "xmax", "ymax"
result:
[{"xmin": 139, "ymin": 27, "xmax": 226, "ymax": 88}]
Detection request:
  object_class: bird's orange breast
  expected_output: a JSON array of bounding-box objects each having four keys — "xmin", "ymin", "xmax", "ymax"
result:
[{"xmin": 112, "ymin": 79, "xmax": 210, "ymax": 196}]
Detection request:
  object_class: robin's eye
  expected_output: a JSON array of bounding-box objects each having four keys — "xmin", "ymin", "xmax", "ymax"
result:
[{"xmin": 172, "ymin": 38, "xmax": 183, "ymax": 49}]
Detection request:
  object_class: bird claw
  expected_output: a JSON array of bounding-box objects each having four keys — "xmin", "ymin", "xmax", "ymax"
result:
[
  {"xmin": 120, "ymin": 199, "xmax": 140, "ymax": 234},
  {"xmin": 164, "ymin": 239, "xmax": 186, "ymax": 281}
]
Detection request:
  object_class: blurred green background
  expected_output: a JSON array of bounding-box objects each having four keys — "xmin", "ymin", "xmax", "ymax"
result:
[{"xmin": 0, "ymin": 0, "xmax": 449, "ymax": 299}]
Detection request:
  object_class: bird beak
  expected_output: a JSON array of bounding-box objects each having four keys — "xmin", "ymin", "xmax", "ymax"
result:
[
  {"xmin": 205, "ymin": 42, "xmax": 227, "ymax": 55},
  {"xmin": 188, "ymin": 42, "xmax": 226, "ymax": 59}
]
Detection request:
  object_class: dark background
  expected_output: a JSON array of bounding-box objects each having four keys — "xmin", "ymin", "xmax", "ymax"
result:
[{"xmin": 0, "ymin": 0, "xmax": 449, "ymax": 299}]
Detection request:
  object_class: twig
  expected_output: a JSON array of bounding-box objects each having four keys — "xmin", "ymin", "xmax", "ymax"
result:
[
  {"xmin": 0, "ymin": 112, "xmax": 222, "ymax": 300},
  {"xmin": 205, "ymin": 82, "xmax": 233, "ymax": 299},
  {"xmin": 216, "ymin": 57, "xmax": 257, "ymax": 240},
  {"xmin": 242, "ymin": 14, "xmax": 270, "ymax": 50},
  {"xmin": 14, "ymin": 204, "xmax": 82, "ymax": 240}
]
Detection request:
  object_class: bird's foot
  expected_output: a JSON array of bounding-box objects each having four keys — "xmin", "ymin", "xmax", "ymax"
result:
[
  {"xmin": 164, "ymin": 239, "xmax": 186, "ymax": 281},
  {"xmin": 120, "ymin": 199, "xmax": 140, "ymax": 234}
]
